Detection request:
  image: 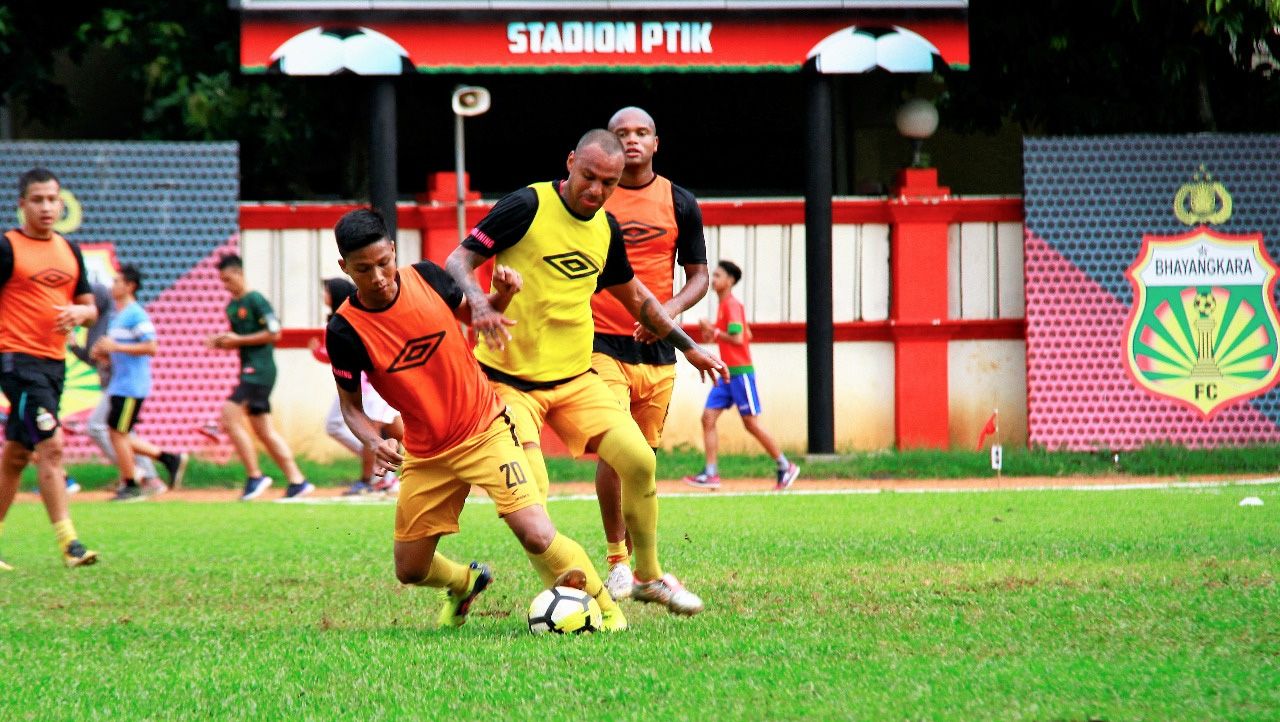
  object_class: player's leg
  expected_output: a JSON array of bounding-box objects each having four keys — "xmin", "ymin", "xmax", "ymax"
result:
[
  {"xmin": 589, "ymin": 353, "xmax": 634, "ymax": 595},
  {"xmin": 461, "ymin": 412, "xmax": 624, "ymax": 629},
  {"xmin": 15, "ymin": 362, "xmax": 97, "ymax": 566},
  {"xmin": 107, "ymin": 397, "xmax": 142, "ymax": 501},
  {"xmin": 492, "ymin": 383, "xmax": 551, "ymax": 501},
  {"xmin": 242, "ymin": 381, "xmax": 307, "ymax": 495},
  {"xmin": 395, "ymin": 448, "xmax": 490, "ymax": 628},
  {"xmin": 87, "ymin": 393, "xmax": 120, "ymax": 467},
  {"xmin": 222, "ymin": 394, "xmax": 262, "ymax": 475},
  {"xmin": 734, "ymin": 373, "xmax": 798, "ymax": 489},
  {"xmin": 125, "ymin": 433, "xmax": 185, "ymax": 492},
  {"xmin": 686, "ymin": 380, "xmax": 732, "ymax": 488}
]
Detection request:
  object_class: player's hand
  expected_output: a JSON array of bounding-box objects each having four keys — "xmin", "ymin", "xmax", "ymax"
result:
[
  {"xmin": 307, "ymin": 337, "xmax": 320, "ymax": 351},
  {"xmin": 205, "ymin": 333, "xmax": 231, "ymax": 350},
  {"xmin": 471, "ymin": 302, "xmax": 517, "ymax": 351},
  {"xmin": 698, "ymin": 318, "xmax": 716, "ymax": 343},
  {"xmin": 684, "ymin": 345, "xmax": 730, "ymax": 384},
  {"xmin": 52, "ymin": 304, "xmax": 89, "ymax": 334},
  {"xmin": 632, "ymin": 322, "xmax": 660, "ymax": 344},
  {"xmin": 491, "ymin": 264, "xmax": 523, "ymax": 298},
  {"xmin": 369, "ymin": 438, "xmax": 403, "ymax": 476},
  {"xmin": 93, "ymin": 337, "xmax": 118, "ymax": 355}
]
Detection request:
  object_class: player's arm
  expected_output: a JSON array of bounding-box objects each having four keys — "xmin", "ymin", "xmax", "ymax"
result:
[
  {"xmin": 712, "ymin": 320, "xmax": 748, "ymax": 346},
  {"xmin": 666, "ymin": 186, "xmax": 711, "ymax": 317},
  {"xmin": 54, "ymin": 244, "xmax": 98, "ymax": 332},
  {"xmin": 216, "ymin": 295, "xmax": 282, "ymax": 349},
  {"xmin": 605, "ymin": 277, "xmax": 729, "ymax": 383},
  {"xmin": 54, "ymin": 292, "xmax": 98, "ymax": 334},
  {"xmin": 327, "ymin": 319, "xmax": 401, "ymax": 474},
  {"xmin": 445, "ymin": 188, "xmax": 537, "ymax": 349},
  {"xmin": 96, "ymin": 338, "xmax": 158, "ymax": 356}
]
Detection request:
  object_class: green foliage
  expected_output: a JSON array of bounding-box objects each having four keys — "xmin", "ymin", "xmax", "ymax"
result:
[
  {"xmin": 1, "ymin": 489, "xmax": 1277, "ymax": 719},
  {"xmin": 943, "ymin": 0, "xmax": 1280, "ymax": 134}
]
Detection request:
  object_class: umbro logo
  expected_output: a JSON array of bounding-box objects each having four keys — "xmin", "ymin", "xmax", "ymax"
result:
[
  {"xmin": 619, "ymin": 221, "xmax": 667, "ymax": 245},
  {"xmin": 543, "ymin": 252, "xmax": 600, "ymax": 280},
  {"xmin": 30, "ymin": 268, "xmax": 72, "ymax": 288},
  {"xmin": 387, "ymin": 332, "xmax": 445, "ymax": 373}
]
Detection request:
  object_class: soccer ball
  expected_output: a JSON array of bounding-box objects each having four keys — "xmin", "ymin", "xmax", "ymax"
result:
[
  {"xmin": 527, "ymin": 586, "xmax": 602, "ymax": 635},
  {"xmin": 806, "ymin": 25, "xmax": 943, "ymax": 74},
  {"xmin": 267, "ymin": 26, "xmax": 414, "ymax": 75}
]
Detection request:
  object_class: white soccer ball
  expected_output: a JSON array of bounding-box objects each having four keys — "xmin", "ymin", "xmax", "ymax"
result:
[
  {"xmin": 807, "ymin": 25, "xmax": 942, "ymax": 74},
  {"xmin": 268, "ymin": 26, "xmax": 413, "ymax": 75},
  {"xmin": 527, "ymin": 586, "xmax": 602, "ymax": 635}
]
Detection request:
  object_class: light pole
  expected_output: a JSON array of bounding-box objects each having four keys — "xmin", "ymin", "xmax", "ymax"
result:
[
  {"xmin": 451, "ymin": 85, "xmax": 491, "ymax": 242},
  {"xmin": 895, "ymin": 98, "xmax": 939, "ymax": 168}
]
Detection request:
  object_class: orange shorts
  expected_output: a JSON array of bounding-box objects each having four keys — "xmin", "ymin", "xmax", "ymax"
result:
[
  {"xmin": 394, "ymin": 411, "xmax": 540, "ymax": 542},
  {"xmin": 590, "ymin": 352, "xmax": 676, "ymax": 448},
  {"xmin": 493, "ymin": 371, "xmax": 639, "ymax": 458}
]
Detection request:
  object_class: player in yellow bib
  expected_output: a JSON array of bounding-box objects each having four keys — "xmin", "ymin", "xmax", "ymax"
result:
[{"xmin": 446, "ymin": 129, "xmax": 728, "ymax": 616}]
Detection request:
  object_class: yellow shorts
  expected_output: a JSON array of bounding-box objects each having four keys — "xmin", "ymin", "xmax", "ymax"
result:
[
  {"xmin": 394, "ymin": 411, "xmax": 540, "ymax": 542},
  {"xmin": 590, "ymin": 352, "xmax": 676, "ymax": 448},
  {"xmin": 494, "ymin": 372, "xmax": 638, "ymax": 458}
]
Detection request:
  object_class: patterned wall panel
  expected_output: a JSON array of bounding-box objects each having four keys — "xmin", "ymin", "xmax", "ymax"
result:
[
  {"xmin": 0, "ymin": 142, "xmax": 240, "ymax": 461},
  {"xmin": 1023, "ymin": 135, "xmax": 1280, "ymax": 450}
]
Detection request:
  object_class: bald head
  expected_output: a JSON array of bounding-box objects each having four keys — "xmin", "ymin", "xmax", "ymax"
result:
[
  {"xmin": 575, "ymin": 128, "xmax": 624, "ymax": 157},
  {"xmin": 608, "ymin": 106, "xmax": 656, "ymax": 134}
]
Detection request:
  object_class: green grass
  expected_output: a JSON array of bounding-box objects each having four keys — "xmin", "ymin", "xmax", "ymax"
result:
[
  {"xmin": 52, "ymin": 443, "xmax": 1280, "ymax": 490},
  {"xmin": 1, "ymin": 485, "xmax": 1278, "ymax": 720}
]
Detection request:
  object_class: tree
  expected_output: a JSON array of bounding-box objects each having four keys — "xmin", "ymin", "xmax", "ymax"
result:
[{"xmin": 942, "ymin": 0, "xmax": 1280, "ymax": 134}]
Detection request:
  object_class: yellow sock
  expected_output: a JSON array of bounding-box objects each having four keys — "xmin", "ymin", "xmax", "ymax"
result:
[
  {"xmin": 606, "ymin": 540, "xmax": 629, "ymax": 566},
  {"xmin": 423, "ymin": 552, "xmax": 470, "ymax": 595},
  {"xmin": 597, "ymin": 426, "xmax": 662, "ymax": 581},
  {"xmin": 523, "ymin": 444, "xmax": 550, "ymax": 502},
  {"xmin": 52, "ymin": 518, "xmax": 77, "ymax": 553},
  {"xmin": 534, "ymin": 533, "xmax": 617, "ymax": 613}
]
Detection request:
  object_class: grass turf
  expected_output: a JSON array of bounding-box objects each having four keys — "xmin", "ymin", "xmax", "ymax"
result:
[
  {"xmin": 1, "ymin": 485, "xmax": 1277, "ymax": 720},
  {"xmin": 51, "ymin": 443, "xmax": 1280, "ymax": 490}
]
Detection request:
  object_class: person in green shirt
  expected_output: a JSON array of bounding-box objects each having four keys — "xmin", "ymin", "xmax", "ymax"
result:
[{"xmin": 205, "ymin": 253, "xmax": 312, "ymax": 500}]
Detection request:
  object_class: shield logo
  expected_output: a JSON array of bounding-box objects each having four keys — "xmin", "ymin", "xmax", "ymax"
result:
[{"xmin": 1123, "ymin": 227, "xmax": 1280, "ymax": 417}]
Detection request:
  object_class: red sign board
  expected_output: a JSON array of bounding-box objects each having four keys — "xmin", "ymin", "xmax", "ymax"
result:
[{"xmin": 240, "ymin": 17, "xmax": 969, "ymax": 74}]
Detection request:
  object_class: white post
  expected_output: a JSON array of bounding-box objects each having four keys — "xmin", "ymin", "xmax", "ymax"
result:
[{"xmin": 455, "ymin": 112, "xmax": 467, "ymax": 243}]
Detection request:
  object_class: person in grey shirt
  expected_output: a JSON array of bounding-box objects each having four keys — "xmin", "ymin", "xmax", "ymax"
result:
[{"xmin": 67, "ymin": 280, "xmax": 163, "ymax": 489}]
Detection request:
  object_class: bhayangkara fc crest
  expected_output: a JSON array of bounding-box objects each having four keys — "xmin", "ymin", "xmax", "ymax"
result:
[{"xmin": 1124, "ymin": 228, "xmax": 1280, "ymax": 417}]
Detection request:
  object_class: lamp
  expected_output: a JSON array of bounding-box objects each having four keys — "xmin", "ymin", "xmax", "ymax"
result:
[
  {"xmin": 451, "ymin": 86, "xmax": 491, "ymax": 242},
  {"xmin": 894, "ymin": 98, "xmax": 938, "ymax": 169}
]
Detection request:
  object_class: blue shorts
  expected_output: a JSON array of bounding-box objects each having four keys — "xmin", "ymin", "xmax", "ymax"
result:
[{"xmin": 705, "ymin": 373, "xmax": 762, "ymax": 416}]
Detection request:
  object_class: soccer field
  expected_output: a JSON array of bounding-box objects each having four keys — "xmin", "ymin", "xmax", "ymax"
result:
[{"xmin": 2, "ymin": 484, "xmax": 1278, "ymax": 721}]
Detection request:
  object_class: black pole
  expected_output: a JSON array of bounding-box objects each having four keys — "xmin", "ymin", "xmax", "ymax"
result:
[
  {"xmin": 803, "ymin": 64, "xmax": 835, "ymax": 455},
  {"xmin": 369, "ymin": 78, "xmax": 398, "ymax": 238}
]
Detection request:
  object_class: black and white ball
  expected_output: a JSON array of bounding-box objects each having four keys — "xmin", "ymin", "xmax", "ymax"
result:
[
  {"xmin": 528, "ymin": 586, "xmax": 602, "ymax": 635},
  {"xmin": 268, "ymin": 26, "xmax": 414, "ymax": 75},
  {"xmin": 807, "ymin": 25, "xmax": 943, "ymax": 74}
]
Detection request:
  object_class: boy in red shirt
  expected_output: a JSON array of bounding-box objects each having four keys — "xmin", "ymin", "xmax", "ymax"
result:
[{"xmin": 684, "ymin": 260, "xmax": 800, "ymax": 491}]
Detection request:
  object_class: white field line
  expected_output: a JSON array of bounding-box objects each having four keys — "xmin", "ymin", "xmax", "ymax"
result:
[{"xmin": 276, "ymin": 476, "xmax": 1280, "ymax": 505}]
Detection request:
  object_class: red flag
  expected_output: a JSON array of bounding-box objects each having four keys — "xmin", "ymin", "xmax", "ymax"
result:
[{"xmin": 975, "ymin": 412, "xmax": 998, "ymax": 451}]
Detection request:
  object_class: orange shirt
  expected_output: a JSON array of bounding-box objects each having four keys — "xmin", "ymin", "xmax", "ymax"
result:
[
  {"xmin": 0, "ymin": 229, "xmax": 90, "ymax": 360},
  {"xmin": 591, "ymin": 175, "xmax": 707, "ymax": 365},
  {"xmin": 715, "ymin": 294, "xmax": 754, "ymax": 373},
  {"xmin": 593, "ymin": 175, "xmax": 680, "ymax": 336},
  {"xmin": 328, "ymin": 263, "xmax": 501, "ymax": 458}
]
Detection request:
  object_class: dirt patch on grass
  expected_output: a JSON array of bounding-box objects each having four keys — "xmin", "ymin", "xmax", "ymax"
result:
[{"xmin": 24, "ymin": 474, "xmax": 1262, "ymax": 504}]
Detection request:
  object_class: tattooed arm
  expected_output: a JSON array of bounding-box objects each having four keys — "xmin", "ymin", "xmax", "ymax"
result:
[
  {"xmin": 605, "ymin": 276, "xmax": 729, "ymax": 383},
  {"xmin": 445, "ymin": 246, "xmax": 517, "ymax": 350}
]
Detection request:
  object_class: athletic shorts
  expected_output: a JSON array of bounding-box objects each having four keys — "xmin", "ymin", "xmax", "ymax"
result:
[
  {"xmin": 229, "ymin": 381, "xmax": 272, "ymax": 416},
  {"xmin": 493, "ymin": 371, "xmax": 636, "ymax": 458},
  {"xmin": 590, "ymin": 352, "xmax": 676, "ymax": 448},
  {"xmin": 0, "ymin": 352, "xmax": 65, "ymax": 449},
  {"xmin": 395, "ymin": 410, "xmax": 539, "ymax": 542},
  {"xmin": 107, "ymin": 395, "xmax": 145, "ymax": 434},
  {"xmin": 705, "ymin": 372, "xmax": 763, "ymax": 416}
]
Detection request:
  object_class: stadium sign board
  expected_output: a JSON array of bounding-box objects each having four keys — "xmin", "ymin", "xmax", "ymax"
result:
[{"xmin": 235, "ymin": 1, "xmax": 968, "ymax": 74}]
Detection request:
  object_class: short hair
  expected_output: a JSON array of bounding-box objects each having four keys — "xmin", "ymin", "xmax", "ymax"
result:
[
  {"xmin": 217, "ymin": 253, "xmax": 243, "ymax": 271},
  {"xmin": 334, "ymin": 208, "xmax": 390, "ymax": 257},
  {"xmin": 19, "ymin": 167, "xmax": 59, "ymax": 198},
  {"xmin": 575, "ymin": 128, "xmax": 624, "ymax": 156},
  {"xmin": 718, "ymin": 260, "xmax": 742, "ymax": 285},
  {"xmin": 119, "ymin": 264, "xmax": 143, "ymax": 292}
]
